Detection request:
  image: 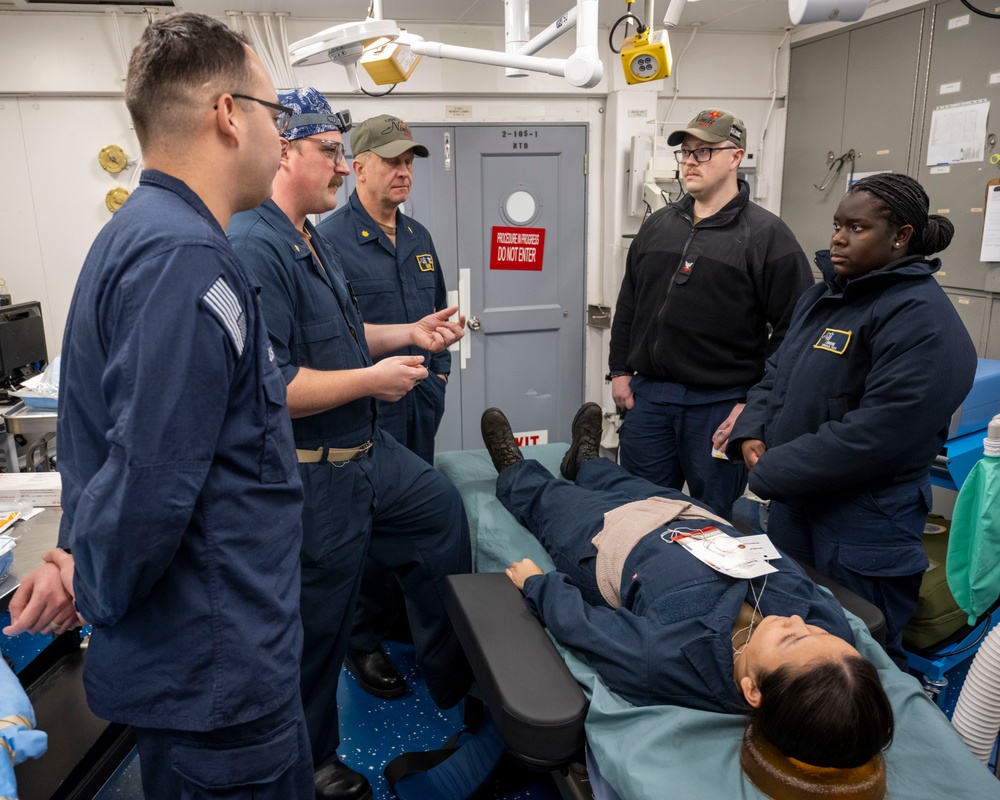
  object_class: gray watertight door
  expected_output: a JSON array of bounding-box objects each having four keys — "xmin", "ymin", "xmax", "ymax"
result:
[{"xmin": 408, "ymin": 123, "xmax": 588, "ymax": 452}]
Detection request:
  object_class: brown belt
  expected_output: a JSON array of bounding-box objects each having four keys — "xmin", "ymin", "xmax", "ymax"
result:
[{"xmin": 296, "ymin": 441, "xmax": 373, "ymax": 465}]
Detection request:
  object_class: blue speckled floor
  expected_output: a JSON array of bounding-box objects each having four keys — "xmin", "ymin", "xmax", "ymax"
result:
[{"xmin": 94, "ymin": 641, "xmax": 560, "ymax": 800}]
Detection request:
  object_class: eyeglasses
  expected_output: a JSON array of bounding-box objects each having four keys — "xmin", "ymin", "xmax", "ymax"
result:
[
  {"xmin": 306, "ymin": 139, "xmax": 346, "ymax": 166},
  {"xmin": 229, "ymin": 93, "xmax": 293, "ymax": 134},
  {"xmin": 674, "ymin": 146, "xmax": 740, "ymax": 163}
]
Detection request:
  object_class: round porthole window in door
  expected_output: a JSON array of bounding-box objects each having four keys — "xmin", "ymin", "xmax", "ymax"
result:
[{"xmin": 500, "ymin": 188, "xmax": 540, "ymax": 226}]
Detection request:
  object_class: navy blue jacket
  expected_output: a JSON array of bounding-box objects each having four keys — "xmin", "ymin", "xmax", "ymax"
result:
[
  {"xmin": 522, "ymin": 524, "xmax": 852, "ymax": 712},
  {"xmin": 58, "ymin": 171, "xmax": 304, "ymax": 730},
  {"xmin": 229, "ymin": 200, "xmax": 376, "ymax": 449},
  {"xmin": 731, "ymin": 251, "xmax": 978, "ymax": 501}
]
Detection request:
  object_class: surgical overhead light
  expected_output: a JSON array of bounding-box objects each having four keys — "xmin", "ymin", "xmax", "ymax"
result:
[
  {"xmin": 289, "ymin": 18, "xmax": 400, "ymax": 91},
  {"xmin": 291, "ymin": 0, "xmax": 604, "ymax": 91}
]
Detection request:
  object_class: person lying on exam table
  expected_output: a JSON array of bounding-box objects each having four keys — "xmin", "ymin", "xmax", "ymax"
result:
[{"xmin": 480, "ymin": 404, "xmax": 894, "ymax": 771}]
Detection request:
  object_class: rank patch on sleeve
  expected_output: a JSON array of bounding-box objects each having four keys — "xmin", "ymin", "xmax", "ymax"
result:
[
  {"xmin": 416, "ymin": 254, "xmax": 435, "ymax": 272},
  {"xmin": 813, "ymin": 328, "xmax": 852, "ymax": 355}
]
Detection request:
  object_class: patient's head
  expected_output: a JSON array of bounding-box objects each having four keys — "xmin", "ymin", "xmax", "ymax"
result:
[{"xmin": 736, "ymin": 615, "xmax": 894, "ymax": 768}]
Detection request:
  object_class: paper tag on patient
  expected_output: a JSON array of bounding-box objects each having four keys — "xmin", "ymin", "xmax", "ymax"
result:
[
  {"xmin": 671, "ymin": 527, "xmax": 777, "ymax": 579},
  {"xmin": 736, "ymin": 534, "xmax": 781, "ymax": 561}
]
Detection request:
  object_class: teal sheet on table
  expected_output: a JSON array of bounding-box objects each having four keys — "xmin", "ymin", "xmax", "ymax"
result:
[{"xmin": 435, "ymin": 446, "xmax": 1000, "ymax": 800}]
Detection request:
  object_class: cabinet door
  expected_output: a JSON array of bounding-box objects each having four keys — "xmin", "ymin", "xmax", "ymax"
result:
[
  {"xmin": 782, "ymin": 10, "xmax": 925, "ymax": 265},
  {"xmin": 917, "ymin": 0, "xmax": 1000, "ymax": 292},
  {"xmin": 783, "ymin": 33, "xmax": 850, "ymax": 266},
  {"xmin": 986, "ymin": 298, "xmax": 1000, "ymax": 360},
  {"xmin": 944, "ymin": 289, "xmax": 988, "ymax": 356},
  {"xmin": 841, "ymin": 11, "xmax": 925, "ymax": 180}
]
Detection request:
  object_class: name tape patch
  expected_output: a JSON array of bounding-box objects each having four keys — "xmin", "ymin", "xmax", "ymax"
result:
[{"xmin": 813, "ymin": 328, "xmax": 852, "ymax": 355}]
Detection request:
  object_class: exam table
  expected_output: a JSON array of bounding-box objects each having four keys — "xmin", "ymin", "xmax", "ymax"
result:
[{"xmin": 436, "ymin": 444, "xmax": 1000, "ymax": 800}]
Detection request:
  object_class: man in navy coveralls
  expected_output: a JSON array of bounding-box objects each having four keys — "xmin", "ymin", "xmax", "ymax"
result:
[
  {"xmin": 3, "ymin": 14, "xmax": 312, "ymax": 799},
  {"xmin": 317, "ymin": 115, "xmax": 452, "ymax": 699},
  {"xmin": 228, "ymin": 87, "xmax": 473, "ymax": 800}
]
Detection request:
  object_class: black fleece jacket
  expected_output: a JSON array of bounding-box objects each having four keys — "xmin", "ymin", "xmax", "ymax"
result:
[{"xmin": 609, "ymin": 179, "xmax": 813, "ymax": 390}]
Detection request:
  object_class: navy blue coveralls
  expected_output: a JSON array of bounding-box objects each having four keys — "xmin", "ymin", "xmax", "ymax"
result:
[
  {"xmin": 730, "ymin": 251, "xmax": 978, "ymax": 666},
  {"xmin": 228, "ymin": 201, "xmax": 472, "ymax": 768},
  {"xmin": 499, "ymin": 458, "xmax": 853, "ymax": 711},
  {"xmin": 317, "ymin": 192, "xmax": 451, "ymax": 651},
  {"xmin": 58, "ymin": 171, "xmax": 312, "ymax": 799}
]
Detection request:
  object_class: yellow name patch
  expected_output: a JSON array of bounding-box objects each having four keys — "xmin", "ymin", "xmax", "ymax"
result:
[
  {"xmin": 813, "ymin": 328, "xmax": 852, "ymax": 355},
  {"xmin": 416, "ymin": 254, "xmax": 435, "ymax": 272}
]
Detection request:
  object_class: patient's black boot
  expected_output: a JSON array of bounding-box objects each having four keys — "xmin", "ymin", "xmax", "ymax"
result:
[
  {"xmin": 481, "ymin": 408, "xmax": 523, "ymax": 473},
  {"xmin": 561, "ymin": 402, "xmax": 603, "ymax": 481}
]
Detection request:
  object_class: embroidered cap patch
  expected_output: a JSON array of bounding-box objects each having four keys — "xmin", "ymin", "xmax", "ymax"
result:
[{"xmin": 813, "ymin": 328, "xmax": 852, "ymax": 355}]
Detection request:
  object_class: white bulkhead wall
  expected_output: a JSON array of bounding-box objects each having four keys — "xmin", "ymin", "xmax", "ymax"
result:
[{"xmin": 0, "ymin": 6, "xmax": 917, "ymax": 402}]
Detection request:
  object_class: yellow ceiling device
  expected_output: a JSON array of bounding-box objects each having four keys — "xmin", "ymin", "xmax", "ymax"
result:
[
  {"xmin": 361, "ymin": 35, "xmax": 422, "ymax": 85},
  {"xmin": 620, "ymin": 28, "xmax": 671, "ymax": 84}
]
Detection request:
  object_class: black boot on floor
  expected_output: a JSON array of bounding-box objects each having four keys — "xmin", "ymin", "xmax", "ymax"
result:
[
  {"xmin": 481, "ymin": 408, "xmax": 523, "ymax": 473},
  {"xmin": 560, "ymin": 402, "xmax": 603, "ymax": 481},
  {"xmin": 314, "ymin": 756, "xmax": 372, "ymax": 800},
  {"xmin": 345, "ymin": 645, "xmax": 407, "ymax": 699}
]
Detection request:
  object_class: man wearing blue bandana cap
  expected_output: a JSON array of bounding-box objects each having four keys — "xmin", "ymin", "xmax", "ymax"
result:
[{"xmin": 229, "ymin": 87, "xmax": 473, "ymax": 800}]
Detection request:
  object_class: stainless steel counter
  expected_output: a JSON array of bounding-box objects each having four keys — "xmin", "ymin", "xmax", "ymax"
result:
[{"xmin": 0, "ymin": 507, "xmax": 61, "ymax": 612}]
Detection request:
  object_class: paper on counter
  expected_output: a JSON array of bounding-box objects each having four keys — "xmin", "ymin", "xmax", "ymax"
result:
[{"xmin": 0, "ymin": 512, "xmax": 20, "ymax": 536}]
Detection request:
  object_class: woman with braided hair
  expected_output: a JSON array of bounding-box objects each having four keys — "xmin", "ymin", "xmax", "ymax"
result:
[{"xmin": 729, "ymin": 173, "xmax": 978, "ymax": 667}]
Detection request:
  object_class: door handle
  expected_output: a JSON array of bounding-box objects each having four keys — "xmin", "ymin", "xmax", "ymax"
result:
[
  {"xmin": 459, "ymin": 268, "xmax": 471, "ymax": 370},
  {"xmin": 467, "ymin": 316, "xmax": 482, "ymax": 331}
]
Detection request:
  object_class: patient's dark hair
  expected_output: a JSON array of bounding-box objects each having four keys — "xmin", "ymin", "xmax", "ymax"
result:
[{"xmin": 751, "ymin": 656, "xmax": 893, "ymax": 768}]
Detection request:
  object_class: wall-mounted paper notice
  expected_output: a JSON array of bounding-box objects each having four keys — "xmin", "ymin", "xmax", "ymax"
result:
[
  {"xmin": 981, "ymin": 184, "xmax": 1000, "ymax": 263},
  {"xmin": 927, "ymin": 99, "xmax": 990, "ymax": 165}
]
